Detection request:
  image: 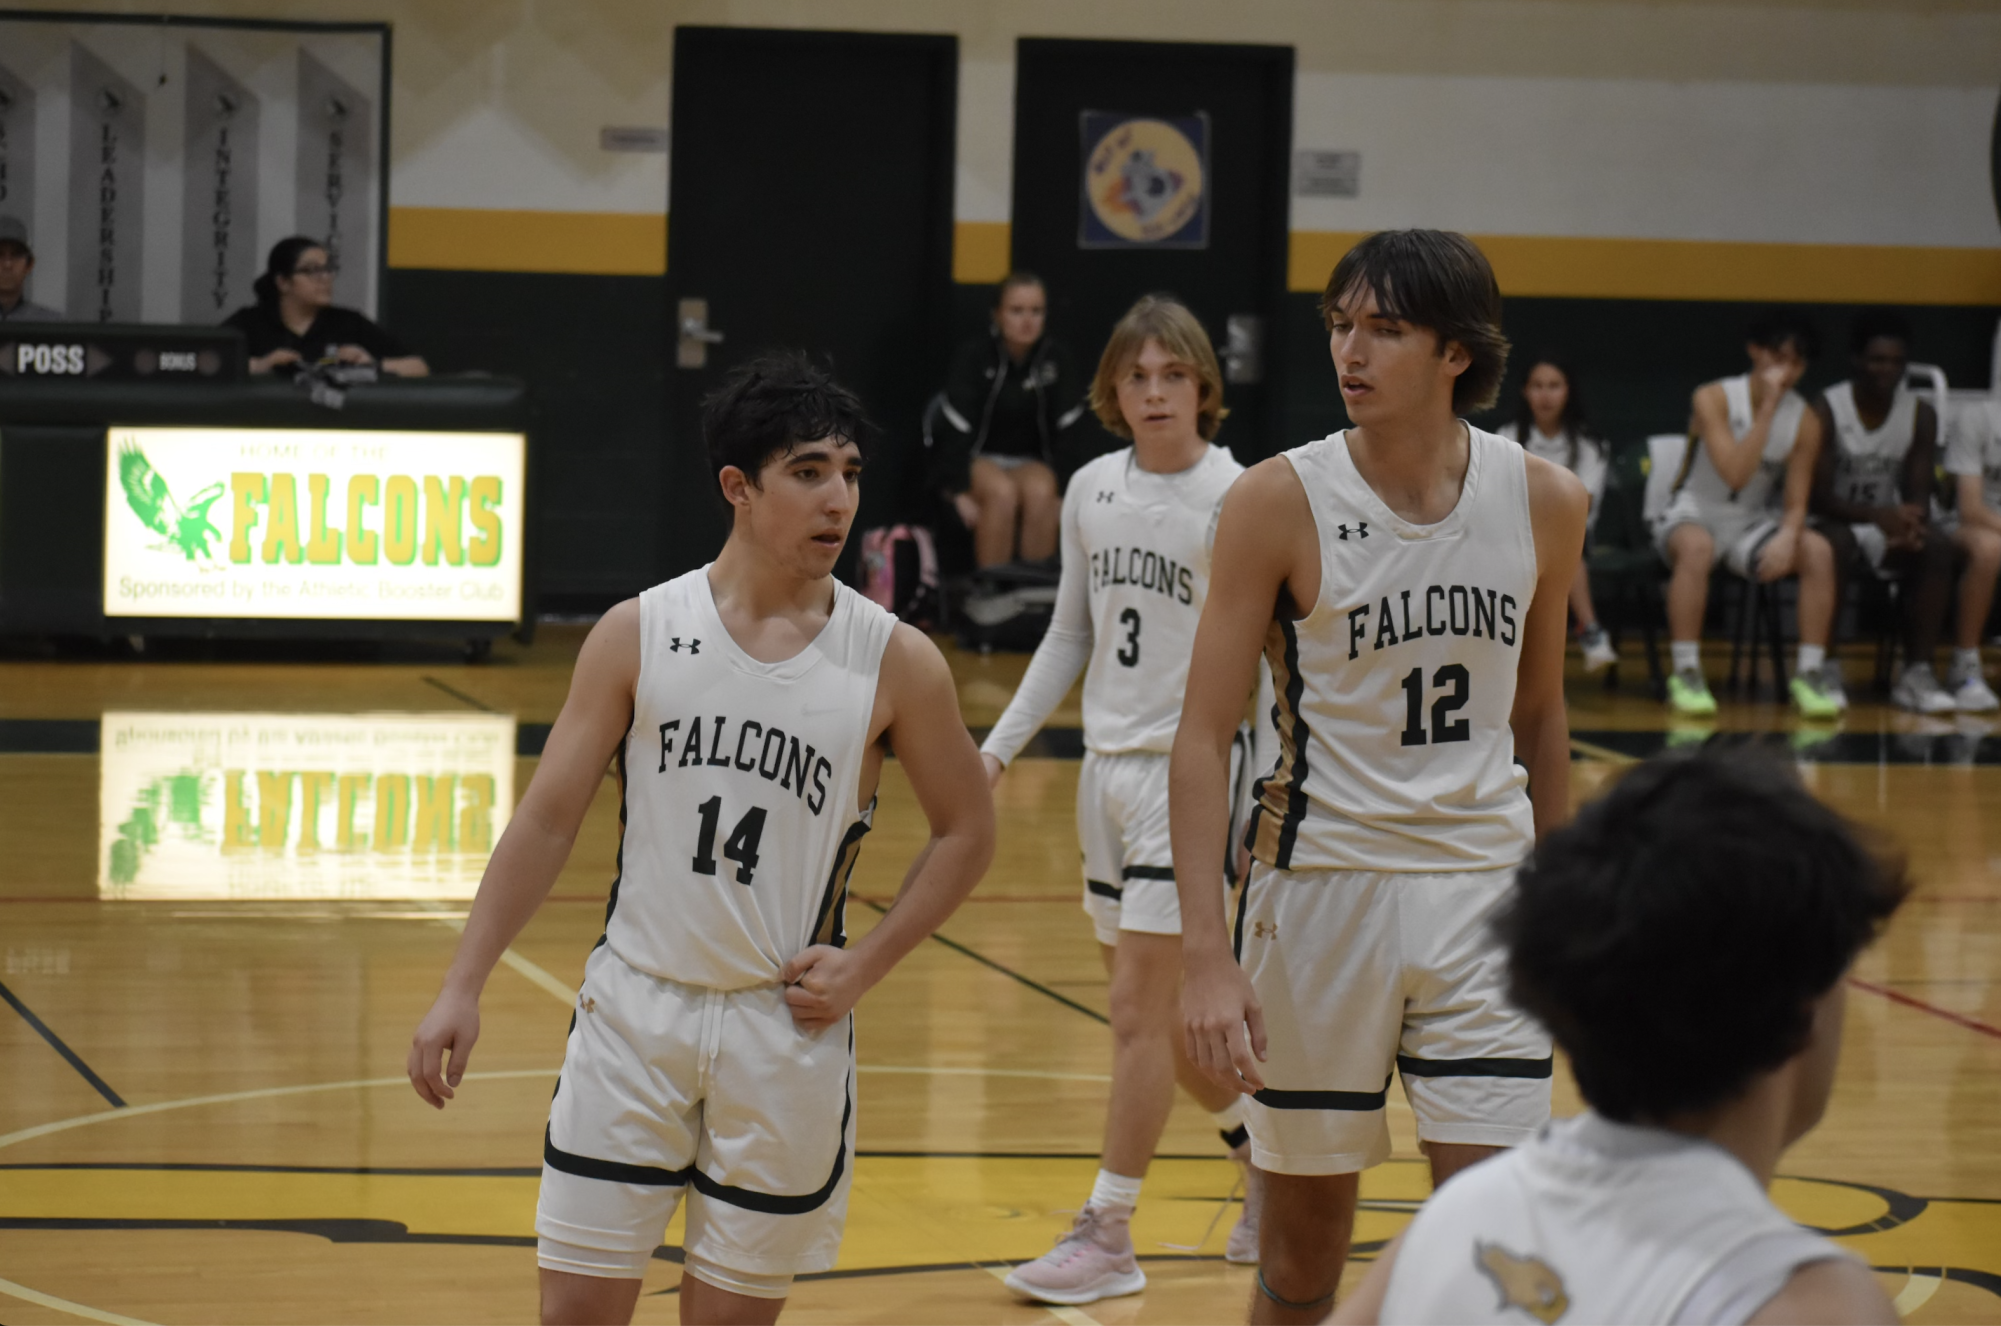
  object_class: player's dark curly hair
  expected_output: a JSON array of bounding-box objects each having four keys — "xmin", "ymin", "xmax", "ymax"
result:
[
  {"xmin": 1849, "ymin": 308, "xmax": 1914, "ymax": 356},
  {"xmin": 1746, "ymin": 308, "xmax": 1820, "ymax": 361},
  {"xmin": 701, "ymin": 352, "xmax": 876, "ymax": 502},
  {"xmin": 1496, "ymin": 748, "xmax": 1907, "ymax": 1124},
  {"xmin": 1321, "ymin": 229, "xmax": 1510, "ymax": 414}
]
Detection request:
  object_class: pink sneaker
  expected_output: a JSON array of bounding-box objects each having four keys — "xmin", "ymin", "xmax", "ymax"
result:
[
  {"xmin": 1002, "ymin": 1206, "xmax": 1147, "ymax": 1305},
  {"xmin": 1226, "ymin": 1143, "xmax": 1264, "ymax": 1264}
]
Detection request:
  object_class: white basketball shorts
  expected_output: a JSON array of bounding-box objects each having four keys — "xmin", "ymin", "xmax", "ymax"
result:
[
  {"xmin": 536, "ymin": 943, "xmax": 855, "ymax": 1279},
  {"xmin": 1654, "ymin": 494, "xmax": 1780, "ymax": 579},
  {"xmin": 1077, "ymin": 734, "xmax": 1250, "ymax": 947},
  {"xmin": 1235, "ymin": 862, "xmax": 1552, "ymax": 1175}
]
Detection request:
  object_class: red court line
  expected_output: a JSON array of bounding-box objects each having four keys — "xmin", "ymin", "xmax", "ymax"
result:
[{"xmin": 1848, "ymin": 976, "xmax": 2001, "ymax": 1042}]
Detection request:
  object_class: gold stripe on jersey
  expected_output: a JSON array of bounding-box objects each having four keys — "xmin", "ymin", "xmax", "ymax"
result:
[
  {"xmin": 1248, "ymin": 617, "xmax": 1311, "ymax": 870},
  {"xmin": 1668, "ymin": 430, "xmax": 1700, "ymax": 498},
  {"xmin": 811, "ymin": 814, "xmax": 873, "ymax": 949}
]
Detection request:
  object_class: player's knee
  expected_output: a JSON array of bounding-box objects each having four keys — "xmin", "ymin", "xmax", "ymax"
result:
[
  {"xmin": 1798, "ymin": 530, "xmax": 1835, "ymax": 576},
  {"xmin": 683, "ymin": 1254, "xmax": 793, "ymax": 1302},
  {"xmin": 1668, "ymin": 527, "xmax": 1713, "ymax": 571},
  {"xmin": 1969, "ymin": 528, "xmax": 2001, "ymax": 571}
]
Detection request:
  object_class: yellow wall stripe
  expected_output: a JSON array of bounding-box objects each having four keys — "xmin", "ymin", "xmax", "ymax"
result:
[
  {"xmin": 953, "ymin": 221, "xmax": 1013, "ymax": 285},
  {"xmin": 388, "ymin": 207, "xmax": 666, "ymax": 276},
  {"xmin": 1290, "ymin": 231, "xmax": 2001, "ymax": 306}
]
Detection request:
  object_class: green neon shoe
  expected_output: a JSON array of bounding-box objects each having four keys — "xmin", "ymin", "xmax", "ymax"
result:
[
  {"xmin": 1789, "ymin": 671, "xmax": 1842, "ymax": 720},
  {"xmin": 1667, "ymin": 669, "xmax": 1717, "ymax": 717}
]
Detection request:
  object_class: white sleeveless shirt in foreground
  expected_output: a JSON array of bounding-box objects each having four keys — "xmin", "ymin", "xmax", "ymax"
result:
[
  {"xmin": 1381, "ymin": 1113, "xmax": 1854, "ymax": 1325},
  {"xmin": 1669, "ymin": 375, "xmax": 1807, "ymax": 515},
  {"xmin": 1823, "ymin": 380, "xmax": 1919, "ymax": 509},
  {"xmin": 607, "ymin": 568, "xmax": 896, "ymax": 990},
  {"xmin": 1244, "ymin": 427, "xmax": 1537, "ymax": 873}
]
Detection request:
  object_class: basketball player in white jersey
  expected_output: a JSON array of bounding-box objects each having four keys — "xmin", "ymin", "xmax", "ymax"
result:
[
  {"xmin": 1939, "ymin": 389, "xmax": 2001, "ymax": 710},
  {"xmin": 1171, "ymin": 229, "xmax": 1588, "ymax": 1323},
  {"xmin": 987, "ymin": 296, "xmax": 1268, "ymax": 1305},
  {"xmin": 1656, "ymin": 312, "xmax": 1842, "ymax": 719},
  {"xmin": 1811, "ymin": 312, "xmax": 1982, "ymax": 713},
  {"xmin": 1333, "ymin": 748, "xmax": 1906, "ymax": 1325},
  {"xmin": 407, "ymin": 354, "xmax": 995, "ymax": 1326}
]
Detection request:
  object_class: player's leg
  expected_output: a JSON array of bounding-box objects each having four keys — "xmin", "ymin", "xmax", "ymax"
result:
[
  {"xmin": 1571, "ymin": 559, "xmax": 1617, "ymax": 672},
  {"xmin": 678, "ymin": 1264, "xmax": 788, "ymax": 1326},
  {"xmin": 1950, "ymin": 524, "xmax": 2001, "ymax": 710},
  {"xmin": 540, "ymin": 1268, "xmax": 646, "ymax": 1326},
  {"xmin": 1886, "ymin": 526, "xmax": 1956, "ymax": 713},
  {"xmin": 1660, "ymin": 519, "xmax": 1718, "ymax": 714},
  {"xmin": 1252, "ymin": 1173, "xmax": 1360, "ymax": 1324},
  {"xmin": 968, "ymin": 456, "xmax": 1021, "ymax": 567},
  {"xmin": 1015, "ymin": 459, "xmax": 1061, "ymax": 562}
]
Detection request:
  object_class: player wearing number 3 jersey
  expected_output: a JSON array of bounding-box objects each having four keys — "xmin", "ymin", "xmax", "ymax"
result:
[
  {"xmin": 1172, "ymin": 230, "xmax": 1587, "ymax": 1322},
  {"xmin": 407, "ymin": 354, "xmax": 994, "ymax": 1326}
]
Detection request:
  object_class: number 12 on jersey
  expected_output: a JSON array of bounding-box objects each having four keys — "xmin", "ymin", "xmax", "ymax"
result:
[
  {"xmin": 1400, "ymin": 664, "xmax": 1471, "ymax": 747},
  {"xmin": 692, "ymin": 796, "xmax": 767, "ymax": 884}
]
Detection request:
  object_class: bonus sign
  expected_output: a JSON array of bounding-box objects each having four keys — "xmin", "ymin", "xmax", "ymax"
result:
[{"xmin": 102, "ymin": 426, "xmax": 526, "ymax": 621}]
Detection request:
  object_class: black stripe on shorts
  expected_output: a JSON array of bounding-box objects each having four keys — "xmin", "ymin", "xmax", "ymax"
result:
[
  {"xmin": 1087, "ymin": 879, "xmax": 1123, "ymax": 899},
  {"xmin": 1252, "ymin": 1077, "xmax": 1391, "ymax": 1113},
  {"xmin": 1396, "ymin": 1054, "xmax": 1554, "ymax": 1080},
  {"xmin": 1120, "ymin": 864, "xmax": 1174, "ymax": 881}
]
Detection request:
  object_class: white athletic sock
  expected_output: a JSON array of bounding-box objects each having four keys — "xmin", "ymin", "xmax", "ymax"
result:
[
  {"xmin": 1954, "ymin": 647, "xmax": 1982, "ymax": 677},
  {"xmin": 1671, "ymin": 641, "xmax": 1701, "ymax": 673},
  {"xmin": 1798, "ymin": 644, "xmax": 1826, "ymax": 676},
  {"xmin": 1089, "ymin": 1169, "xmax": 1143, "ymax": 1215}
]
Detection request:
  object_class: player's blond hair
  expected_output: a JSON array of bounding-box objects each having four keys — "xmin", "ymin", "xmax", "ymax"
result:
[{"xmin": 1088, "ymin": 295, "xmax": 1229, "ymax": 442}]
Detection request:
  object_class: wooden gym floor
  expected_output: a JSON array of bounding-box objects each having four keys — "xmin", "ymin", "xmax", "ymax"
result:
[{"xmin": 1, "ymin": 629, "xmax": 1998, "ymax": 1324}]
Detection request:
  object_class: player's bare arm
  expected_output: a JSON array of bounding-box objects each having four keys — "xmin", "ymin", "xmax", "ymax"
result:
[
  {"xmin": 1692, "ymin": 362, "xmax": 1796, "ymax": 492},
  {"xmin": 1327, "ymin": 1230, "xmax": 1404, "ymax": 1326},
  {"xmin": 1746, "ymin": 1258, "xmax": 1899, "ymax": 1326},
  {"xmin": 1510, "ymin": 455, "xmax": 1589, "ymax": 840},
  {"xmin": 1170, "ymin": 458, "xmax": 1317, "ymax": 1095},
  {"xmin": 407, "ymin": 600, "xmax": 640, "ymax": 1108},
  {"xmin": 782, "ymin": 622, "xmax": 995, "ymax": 1031}
]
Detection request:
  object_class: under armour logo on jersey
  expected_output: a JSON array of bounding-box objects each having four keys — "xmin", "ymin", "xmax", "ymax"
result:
[
  {"xmin": 579, "ymin": 996, "xmax": 597, "ymax": 1014},
  {"xmin": 1096, "ymin": 490, "xmax": 1116, "ymax": 503},
  {"xmin": 1252, "ymin": 920, "xmax": 1280, "ymax": 941},
  {"xmin": 668, "ymin": 637, "xmax": 701, "ymax": 654},
  {"xmin": 1337, "ymin": 522, "xmax": 1369, "ymax": 541}
]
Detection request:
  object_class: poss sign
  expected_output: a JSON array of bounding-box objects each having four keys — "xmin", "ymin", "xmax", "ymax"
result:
[{"xmin": 102, "ymin": 427, "xmax": 526, "ymax": 620}]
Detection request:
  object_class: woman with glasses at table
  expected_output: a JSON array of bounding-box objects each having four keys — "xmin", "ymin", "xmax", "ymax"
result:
[{"xmin": 225, "ymin": 236, "xmax": 430, "ymax": 378}]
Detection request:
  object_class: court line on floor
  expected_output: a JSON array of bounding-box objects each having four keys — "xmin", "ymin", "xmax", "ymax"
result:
[
  {"xmin": 0, "ymin": 978, "xmax": 125, "ymax": 1108},
  {"xmin": 1848, "ymin": 976, "xmax": 2001, "ymax": 1042},
  {"xmin": 421, "ymin": 675, "xmax": 497, "ymax": 712},
  {"xmin": 854, "ymin": 897, "xmax": 1109, "ymax": 1026},
  {"xmin": 0, "ymin": 1273, "xmax": 157, "ymax": 1326},
  {"xmin": 977, "ymin": 1263, "xmax": 1102, "ymax": 1326},
  {"xmin": 416, "ymin": 903, "xmax": 579, "ymax": 1006},
  {"xmin": 1568, "ymin": 736, "xmax": 1639, "ymax": 765},
  {"xmin": 1893, "ymin": 1269, "xmax": 1943, "ymax": 1315}
]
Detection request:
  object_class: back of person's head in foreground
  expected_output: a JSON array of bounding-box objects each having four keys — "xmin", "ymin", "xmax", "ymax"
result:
[
  {"xmin": 702, "ymin": 353, "xmax": 876, "ymax": 569},
  {"xmin": 1088, "ymin": 293, "xmax": 1228, "ymax": 442},
  {"xmin": 1498, "ymin": 749, "xmax": 1906, "ymax": 1142},
  {"xmin": 1322, "ymin": 229, "xmax": 1509, "ymax": 418}
]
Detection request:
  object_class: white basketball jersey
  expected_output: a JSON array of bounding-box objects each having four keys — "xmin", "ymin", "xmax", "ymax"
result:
[
  {"xmin": 1070, "ymin": 445, "xmax": 1243, "ymax": 753},
  {"xmin": 1380, "ymin": 1113, "xmax": 1850, "ymax": 1325},
  {"xmin": 606, "ymin": 568, "xmax": 896, "ymax": 990},
  {"xmin": 1494, "ymin": 421, "xmax": 1606, "ymax": 508},
  {"xmin": 1245, "ymin": 427, "xmax": 1536, "ymax": 873},
  {"xmin": 1823, "ymin": 380, "xmax": 1918, "ymax": 508},
  {"xmin": 1945, "ymin": 398, "xmax": 2001, "ymax": 513},
  {"xmin": 1670, "ymin": 375, "xmax": 1807, "ymax": 515}
]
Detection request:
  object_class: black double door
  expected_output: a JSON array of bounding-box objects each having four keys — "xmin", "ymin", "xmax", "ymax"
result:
[
  {"xmin": 1011, "ymin": 38, "xmax": 1295, "ymax": 464},
  {"xmin": 664, "ymin": 27, "xmax": 957, "ymax": 578}
]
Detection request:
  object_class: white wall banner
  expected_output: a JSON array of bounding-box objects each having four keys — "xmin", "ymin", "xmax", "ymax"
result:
[
  {"xmin": 103, "ymin": 427, "xmax": 527, "ymax": 622},
  {"xmin": 98, "ymin": 711, "xmax": 517, "ymax": 901},
  {"xmin": 0, "ymin": 16, "xmax": 386, "ymax": 322}
]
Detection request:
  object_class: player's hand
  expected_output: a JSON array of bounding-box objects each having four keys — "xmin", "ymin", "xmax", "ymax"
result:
[
  {"xmin": 407, "ymin": 988, "xmax": 480, "ymax": 1109},
  {"xmin": 1182, "ymin": 947, "xmax": 1266, "ymax": 1095},
  {"xmin": 334, "ymin": 343, "xmax": 375, "ymax": 366},
  {"xmin": 1755, "ymin": 526, "xmax": 1798, "ymax": 582},
  {"xmin": 981, "ymin": 752, "xmax": 1005, "ymax": 788},
  {"xmin": 782, "ymin": 945, "xmax": 873, "ymax": 1032},
  {"xmin": 1757, "ymin": 359, "xmax": 1802, "ymax": 398},
  {"xmin": 1884, "ymin": 503, "xmax": 1925, "ymax": 549},
  {"xmin": 953, "ymin": 493, "xmax": 980, "ymax": 530},
  {"xmin": 252, "ymin": 349, "xmax": 302, "ymax": 374}
]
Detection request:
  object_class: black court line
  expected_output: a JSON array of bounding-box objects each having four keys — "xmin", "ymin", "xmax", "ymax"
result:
[
  {"xmin": 420, "ymin": 675, "xmax": 497, "ymax": 712},
  {"xmin": 0, "ymin": 1152, "xmax": 1230, "ymax": 1176},
  {"xmin": 856, "ymin": 898, "xmax": 1108, "ymax": 1026},
  {"xmin": 0, "ymin": 979, "xmax": 125, "ymax": 1108}
]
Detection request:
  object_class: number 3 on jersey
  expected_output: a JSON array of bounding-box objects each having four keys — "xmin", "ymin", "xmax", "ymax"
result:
[
  {"xmin": 1400, "ymin": 664, "xmax": 1471, "ymax": 747},
  {"xmin": 692, "ymin": 796, "xmax": 766, "ymax": 884},
  {"xmin": 1117, "ymin": 608, "xmax": 1141, "ymax": 667}
]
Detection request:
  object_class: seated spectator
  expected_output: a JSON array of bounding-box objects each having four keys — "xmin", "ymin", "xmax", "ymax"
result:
[
  {"xmin": 934, "ymin": 271, "xmax": 1088, "ymax": 567},
  {"xmin": 1654, "ymin": 311, "xmax": 1840, "ymax": 718},
  {"xmin": 1937, "ymin": 382, "xmax": 2001, "ymax": 711},
  {"xmin": 1809, "ymin": 311, "xmax": 1960, "ymax": 713},
  {"xmin": 0, "ymin": 215, "xmax": 61, "ymax": 322},
  {"xmin": 225, "ymin": 237, "xmax": 428, "ymax": 378},
  {"xmin": 1495, "ymin": 353, "xmax": 1616, "ymax": 671},
  {"xmin": 1334, "ymin": 748, "xmax": 1906, "ymax": 1325}
]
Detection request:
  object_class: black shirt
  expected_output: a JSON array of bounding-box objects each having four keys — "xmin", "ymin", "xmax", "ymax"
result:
[{"xmin": 224, "ymin": 303, "xmax": 411, "ymax": 370}]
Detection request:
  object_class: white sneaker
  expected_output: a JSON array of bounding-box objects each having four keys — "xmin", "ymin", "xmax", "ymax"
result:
[
  {"xmin": 1002, "ymin": 1206, "xmax": 1146, "ymax": 1306},
  {"xmin": 1818, "ymin": 661, "xmax": 1851, "ymax": 713},
  {"xmin": 1892, "ymin": 664, "xmax": 1957, "ymax": 715},
  {"xmin": 1579, "ymin": 625, "xmax": 1618, "ymax": 672},
  {"xmin": 1225, "ymin": 1142, "xmax": 1263, "ymax": 1265},
  {"xmin": 1951, "ymin": 670, "xmax": 2000, "ymax": 713}
]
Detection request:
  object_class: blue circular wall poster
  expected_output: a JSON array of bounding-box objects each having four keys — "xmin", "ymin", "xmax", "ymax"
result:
[{"xmin": 1079, "ymin": 111, "xmax": 1210, "ymax": 249}]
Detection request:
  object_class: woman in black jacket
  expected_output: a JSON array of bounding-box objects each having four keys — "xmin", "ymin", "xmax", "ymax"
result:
[{"xmin": 935, "ymin": 272, "xmax": 1089, "ymax": 566}]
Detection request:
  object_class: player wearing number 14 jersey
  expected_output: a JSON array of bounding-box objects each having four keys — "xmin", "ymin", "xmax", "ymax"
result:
[
  {"xmin": 408, "ymin": 354, "xmax": 994, "ymax": 1326},
  {"xmin": 1173, "ymin": 230, "xmax": 1587, "ymax": 1322}
]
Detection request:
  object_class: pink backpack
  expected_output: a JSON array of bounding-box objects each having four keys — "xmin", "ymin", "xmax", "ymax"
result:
[{"xmin": 856, "ymin": 525, "xmax": 940, "ymax": 627}]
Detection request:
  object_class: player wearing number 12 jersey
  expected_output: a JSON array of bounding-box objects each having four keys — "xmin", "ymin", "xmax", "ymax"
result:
[
  {"xmin": 408, "ymin": 354, "xmax": 994, "ymax": 1326},
  {"xmin": 1172, "ymin": 230, "xmax": 1586, "ymax": 1323}
]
